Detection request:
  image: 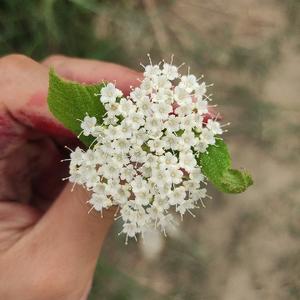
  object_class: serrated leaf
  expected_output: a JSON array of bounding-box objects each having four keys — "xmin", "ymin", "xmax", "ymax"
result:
[
  {"xmin": 197, "ymin": 139, "xmax": 253, "ymax": 193},
  {"xmin": 220, "ymin": 169, "xmax": 253, "ymax": 193},
  {"xmin": 47, "ymin": 69, "xmax": 105, "ymax": 146}
]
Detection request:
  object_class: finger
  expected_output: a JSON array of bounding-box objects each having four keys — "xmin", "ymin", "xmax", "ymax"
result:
[
  {"xmin": 29, "ymin": 183, "xmax": 115, "ymax": 283},
  {"xmin": 0, "ymin": 54, "xmax": 141, "ymax": 137},
  {"xmin": 42, "ymin": 55, "xmax": 142, "ymax": 95},
  {"xmin": 0, "ymin": 54, "xmax": 71, "ymax": 138}
]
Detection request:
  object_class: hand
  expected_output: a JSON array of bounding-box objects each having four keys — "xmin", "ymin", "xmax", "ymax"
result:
[{"xmin": 0, "ymin": 54, "xmax": 140, "ymax": 300}]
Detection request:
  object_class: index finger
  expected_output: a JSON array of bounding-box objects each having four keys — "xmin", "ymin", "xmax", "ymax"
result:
[
  {"xmin": 0, "ymin": 54, "xmax": 141, "ymax": 137},
  {"xmin": 42, "ymin": 55, "xmax": 142, "ymax": 95}
]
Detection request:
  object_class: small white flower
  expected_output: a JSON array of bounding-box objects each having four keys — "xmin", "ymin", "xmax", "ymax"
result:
[
  {"xmin": 196, "ymin": 100, "xmax": 208, "ymax": 114},
  {"xmin": 165, "ymin": 115, "xmax": 181, "ymax": 132},
  {"xmin": 148, "ymin": 138, "xmax": 165, "ymax": 155},
  {"xmin": 162, "ymin": 63, "xmax": 179, "ymax": 80},
  {"xmin": 105, "ymin": 102, "xmax": 120, "ymax": 118},
  {"xmin": 200, "ymin": 128, "xmax": 216, "ymax": 145},
  {"xmin": 181, "ymin": 130, "xmax": 197, "ymax": 147},
  {"xmin": 144, "ymin": 64, "xmax": 161, "ymax": 79},
  {"xmin": 144, "ymin": 116, "xmax": 163, "ymax": 133},
  {"xmin": 128, "ymin": 111, "xmax": 145, "ymax": 129},
  {"xmin": 168, "ymin": 186, "xmax": 186, "ymax": 206},
  {"xmin": 88, "ymin": 193, "xmax": 112, "ymax": 212},
  {"xmin": 174, "ymin": 86, "xmax": 192, "ymax": 105},
  {"xmin": 206, "ymin": 119, "xmax": 223, "ymax": 135},
  {"xmin": 136, "ymin": 96, "xmax": 152, "ymax": 116},
  {"xmin": 180, "ymin": 115, "xmax": 196, "ymax": 130},
  {"xmin": 179, "ymin": 75, "xmax": 198, "ymax": 93},
  {"xmin": 70, "ymin": 147, "xmax": 84, "ymax": 166},
  {"xmin": 160, "ymin": 152, "xmax": 178, "ymax": 168},
  {"xmin": 195, "ymin": 82, "xmax": 207, "ymax": 100},
  {"xmin": 176, "ymin": 199, "xmax": 195, "ymax": 216},
  {"xmin": 120, "ymin": 164, "xmax": 136, "ymax": 182},
  {"xmin": 81, "ymin": 116, "xmax": 97, "ymax": 136},
  {"xmin": 152, "ymin": 102, "xmax": 172, "ymax": 120},
  {"xmin": 163, "ymin": 134, "xmax": 179, "ymax": 150},
  {"xmin": 101, "ymin": 83, "xmax": 123, "ymax": 103},
  {"xmin": 179, "ymin": 151, "xmax": 197, "ymax": 172},
  {"xmin": 140, "ymin": 78, "xmax": 153, "ymax": 94},
  {"xmin": 175, "ymin": 104, "xmax": 193, "ymax": 117},
  {"xmin": 168, "ymin": 166, "xmax": 183, "ymax": 185},
  {"xmin": 119, "ymin": 98, "xmax": 136, "ymax": 116}
]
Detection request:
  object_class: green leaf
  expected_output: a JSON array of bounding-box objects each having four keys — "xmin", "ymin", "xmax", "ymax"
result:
[
  {"xmin": 197, "ymin": 139, "xmax": 253, "ymax": 193},
  {"xmin": 47, "ymin": 69, "xmax": 105, "ymax": 146},
  {"xmin": 221, "ymin": 169, "xmax": 253, "ymax": 193}
]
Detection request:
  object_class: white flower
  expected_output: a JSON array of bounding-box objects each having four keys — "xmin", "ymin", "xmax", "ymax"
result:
[
  {"xmin": 102, "ymin": 162, "xmax": 120, "ymax": 180},
  {"xmin": 196, "ymin": 100, "xmax": 208, "ymax": 114},
  {"xmin": 152, "ymin": 75, "xmax": 172, "ymax": 91},
  {"xmin": 140, "ymin": 78, "xmax": 153, "ymax": 94},
  {"xmin": 112, "ymin": 184, "xmax": 131, "ymax": 205},
  {"xmin": 179, "ymin": 75, "xmax": 198, "ymax": 93},
  {"xmin": 195, "ymin": 82, "xmax": 207, "ymax": 100},
  {"xmin": 129, "ymin": 146, "xmax": 147, "ymax": 163},
  {"xmin": 101, "ymin": 83, "xmax": 123, "ymax": 103},
  {"xmin": 144, "ymin": 116, "xmax": 163, "ymax": 133},
  {"xmin": 163, "ymin": 134, "xmax": 179, "ymax": 150},
  {"xmin": 88, "ymin": 193, "xmax": 112, "ymax": 212},
  {"xmin": 160, "ymin": 152, "xmax": 178, "ymax": 168},
  {"xmin": 105, "ymin": 102, "xmax": 120, "ymax": 118},
  {"xmin": 200, "ymin": 128, "xmax": 216, "ymax": 145},
  {"xmin": 144, "ymin": 64, "xmax": 161, "ymax": 79},
  {"xmin": 206, "ymin": 119, "xmax": 223, "ymax": 135},
  {"xmin": 130, "ymin": 87, "xmax": 146, "ymax": 103},
  {"xmin": 128, "ymin": 111, "xmax": 145, "ymax": 129},
  {"xmin": 81, "ymin": 116, "xmax": 97, "ymax": 136},
  {"xmin": 175, "ymin": 104, "xmax": 193, "ymax": 117},
  {"xmin": 135, "ymin": 190, "xmax": 151, "ymax": 206},
  {"xmin": 120, "ymin": 164, "xmax": 136, "ymax": 182},
  {"xmin": 176, "ymin": 199, "xmax": 195, "ymax": 216},
  {"xmin": 119, "ymin": 98, "xmax": 136, "ymax": 116},
  {"xmin": 118, "ymin": 121, "xmax": 134, "ymax": 139},
  {"xmin": 152, "ymin": 102, "xmax": 172, "ymax": 120},
  {"xmin": 191, "ymin": 188, "xmax": 207, "ymax": 201},
  {"xmin": 68, "ymin": 56, "xmax": 225, "ymax": 242},
  {"xmin": 148, "ymin": 138, "xmax": 165, "ymax": 155},
  {"xmin": 112, "ymin": 138, "xmax": 131, "ymax": 153},
  {"xmin": 165, "ymin": 115, "xmax": 181, "ymax": 132},
  {"xmin": 179, "ymin": 151, "xmax": 197, "ymax": 172},
  {"xmin": 180, "ymin": 115, "xmax": 196, "ymax": 130},
  {"xmin": 181, "ymin": 130, "xmax": 197, "ymax": 147},
  {"xmin": 168, "ymin": 186, "xmax": 186, "ymax": 205},
  {"xmin": 162, "ymin": 63, "xmax": 179, "ymax": 80},
  {"xmin": 189, "ymin": 168, "xmax": 205, "ymax": 182},
  {"xmin": 174, "ymin": 86, "xmax": 192, "ymax": 105},
  {"xmin": 168, "ymin": 166, "xmax": 183, "ymax": 185},
  {"xmin": 136, "ymin": 96, "xmax": 152, "ymax": 116},
  {"xmin": 194, "ymin": 140, "xmax": 208, "ymax": 153},
  {"xmin": 70, "ymin": 147, "xmax": 84, "ymax": 166}
]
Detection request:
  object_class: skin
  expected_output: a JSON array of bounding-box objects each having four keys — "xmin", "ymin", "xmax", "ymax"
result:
[{"xmin": 0, "ymin": 54, "xmax": 141, "ymax": 300}]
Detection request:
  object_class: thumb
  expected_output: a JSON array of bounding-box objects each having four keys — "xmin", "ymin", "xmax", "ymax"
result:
[{"xmin": 32, "ymin": 183, "xmax": 115, "ymax": 278}]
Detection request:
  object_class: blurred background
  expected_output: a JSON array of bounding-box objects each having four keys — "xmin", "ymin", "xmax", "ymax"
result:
[{"xmin": 1, "ymin": 0, "xmax": 299, "ymax": 299}]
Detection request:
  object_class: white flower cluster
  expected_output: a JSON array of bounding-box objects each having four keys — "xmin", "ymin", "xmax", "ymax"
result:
[{"xmin": 69, "ymin": 58, "xmax": 223, "ymax": 243}]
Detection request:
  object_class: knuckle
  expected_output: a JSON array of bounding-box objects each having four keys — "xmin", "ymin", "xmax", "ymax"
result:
[
  {"xmin": 0, "ymin": 54, "xmax": 32, "ymax": 68},
  {"xmin": 43, "ymin": 54, "xmax": 66, "ymax": 66}
]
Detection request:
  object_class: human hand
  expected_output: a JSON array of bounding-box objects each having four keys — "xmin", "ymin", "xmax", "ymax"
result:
[{"xmin": 0, "ymin": 54, "xmax": 140, "ymax": 300}]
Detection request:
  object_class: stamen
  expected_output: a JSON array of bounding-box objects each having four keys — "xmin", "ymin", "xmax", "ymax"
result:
[{"xmin": 147, "ymin": 53, "xmax": 153, "ymax": 65}]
